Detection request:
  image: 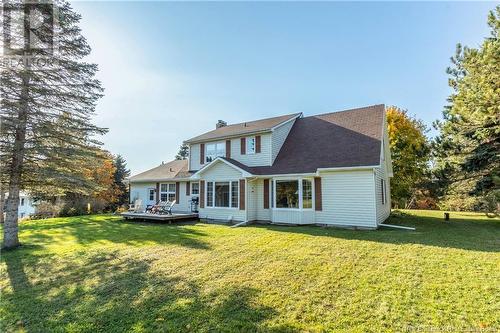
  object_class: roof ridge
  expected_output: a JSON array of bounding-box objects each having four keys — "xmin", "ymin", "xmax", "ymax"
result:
[
  {"xmin": 223, "ymin": 112, "xmax": 301, "ymax": 128},
  {"xmin": 305, "ymin": 104, "xmax": 385, "ymax": 119}
]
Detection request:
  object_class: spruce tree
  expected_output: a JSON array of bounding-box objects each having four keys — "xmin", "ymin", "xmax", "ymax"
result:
[
  {"xmin": 0, "ymin": 0, "xmax": 106, "ymax": 248},
  {"xmin": 175, "ymin": 143, "xmax": 189, "ymax": 160},
  {"xmin": 434, "ymin": 6, "xmax": 499, "ymax": 214},
  {"xmin": 113, "ymin": 154, "xmax": 130, "ymax": 207}
]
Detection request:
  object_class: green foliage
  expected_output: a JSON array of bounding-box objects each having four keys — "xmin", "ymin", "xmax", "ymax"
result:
[
  {"xmin": 1, "ymin": 212, "xmax": 499, "ymax": 331},
  {"xmin": 433, "ymin": 6, "xmax": 500, "ymax": 214},
  {"xmin": 175, "ymin": 143, "xmax": 189, "ymax": 160},
  {"xmin": 386, "ymin": 106, "xmax": 431, "ymax": 208},
  {"xmin": 112, "ymin": 154, "xmax": 130, "ymax": 207}
]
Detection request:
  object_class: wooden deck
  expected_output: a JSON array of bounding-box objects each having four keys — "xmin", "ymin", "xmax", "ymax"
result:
[{"xmin": 121, "ymin": 212, "xmax": 199, "ymax": 222}]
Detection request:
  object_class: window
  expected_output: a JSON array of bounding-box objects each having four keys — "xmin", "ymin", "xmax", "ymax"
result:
[
  {"xmin": 381, "ymin": 179, "xmax": 386, "ymax": 204},
  {"xmin": 149, "ymin": 189, "xmax": 155, "ymax": 201},
  {"xmin": 246, "ymin": 137, "xmax": 256, "ymax": 154},
  {"xmin": 206, "ymin": 142, "xmax": 225, "ymax": 163},
  {"xmin": 302, "ymin": 179, "xmax": 312, "ymax": 209},
  {"xmin": 276, "ymin": 180, "xmax": 299, "ymax": 208},
  {"xmin": 231, "ymin": 181, "xmax": 239, "ymax": 208},
  {"xmin": 20, "ymin": 198, "xmax": 25, "ymax": 206},
  {"xmin": 206, "ymin": 181, "xmax": 239, "ymax": 208},
  {"xmin": 191, "ymin": 182, "xmax": 199, "ymax": 195},
  {"xmin": 160, "ymin": 183, "xmax": 176, "ymax": 202},
  {"xmin": 207, "ymin": 182, "xmax": 214, "ymax": 206}
]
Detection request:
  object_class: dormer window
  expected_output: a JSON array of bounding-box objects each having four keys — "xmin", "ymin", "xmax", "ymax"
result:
[
  {"xmin": 246, "ymin": 137, "xmax": 256, "ymax": 154},
  {"xmin": 206, "ymin": 142, "xmax": 225, "ymax": 163}
]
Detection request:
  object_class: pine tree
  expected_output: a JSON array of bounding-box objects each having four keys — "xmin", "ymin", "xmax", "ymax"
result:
[
  {"xmin": 175, "ymin": 143, "xmax": 189, "ymax": 160},
  {"xmin": 113, "ymin": 154, "xmax": 130, "ymax": 207},
  {"xmin": 433, "ymin": 6, "xmax": 500, "ymax": 214},
  {"xmin": 0, "ymin": 1, "xmax": 106, "ymax": 248}
]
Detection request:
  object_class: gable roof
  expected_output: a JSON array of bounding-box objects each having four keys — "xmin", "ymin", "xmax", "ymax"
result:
[
  {"xmin": 185, "ymin": 113, "xmax": 301, "ymax": 144},
  {"xmin": 128, "ymin": 159, "xmax": 191, "ymax": 182},
  {"xmin": 221, "ymin": 105, "xmax": 385, "ymax": 175}
]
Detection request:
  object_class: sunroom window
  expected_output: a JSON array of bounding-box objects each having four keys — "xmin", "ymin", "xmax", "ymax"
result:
[
  {"xmin": 275, "ymin": 180, "xmax": 299, "ymax": 208},
  {"xmin": 274, "ymin": 179, "xmax": 313, "ymax": 209},
  {"xmin": 206, "ymin": 181, "xmax": 239, "ymax": 208},
  {"xmin": 206, "ymin": 142, "xmax": 225, "ymax": 163}
]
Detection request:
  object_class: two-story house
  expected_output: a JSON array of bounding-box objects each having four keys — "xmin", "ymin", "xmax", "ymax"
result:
[{"xmin": 128, "ymin": 104, "xmax": 392, "ymax": 229}]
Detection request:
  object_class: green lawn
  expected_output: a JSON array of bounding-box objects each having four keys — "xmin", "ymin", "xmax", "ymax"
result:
[{"xmin": 1, "ymin": 211, "xmax": 499, "ymax": 333}]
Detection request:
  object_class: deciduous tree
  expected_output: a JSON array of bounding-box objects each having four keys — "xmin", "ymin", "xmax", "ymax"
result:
[{"xmin": 386, "ymin": 106, "xmax": 430, "ymax": 208}]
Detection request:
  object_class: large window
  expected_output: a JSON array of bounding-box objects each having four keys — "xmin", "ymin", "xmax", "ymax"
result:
[
  {"xmin": 160, "ymin": 183, "xmax": 176, "ymax": 202},
  {"xmin": 274, "ymin": 179, "xmax": 313, "ymax": 209},
  {"xmin": 206, "ymin": 142, "xmax": 225, "ymax": 163},
  {"xmin": 246, "ymin": 137, "xmax": 256, "ymax": 154},
  {"xmin": 302, "ymin": 179, "xmax": 312, "ymax": 209},
  {"xmin": 191, "ymin": 182, "xmax": 199, "ymax": 195},
  {"xmin": 206, "ymin": 181, "xmax": 239, "ymax": 208},
  {"xmin": 276, "ymin": 180, "xmax": 299, "ymax": 208}
]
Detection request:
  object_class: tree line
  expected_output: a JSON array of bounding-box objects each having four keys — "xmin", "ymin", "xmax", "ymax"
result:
[{"xmin": 387, "ymin": 6, "xmax": 499, "ymax": 215}]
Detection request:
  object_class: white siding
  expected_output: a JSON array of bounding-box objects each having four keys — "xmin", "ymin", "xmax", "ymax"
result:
[
  {"xmin": 230, "ymin": 134, "xmax": 272, "ymax": 166},
  {"xmin": 374, "ymin": 165, "xmax": 391, "ymax": 225},
  {"xmin": 315, "ymin": 170, "xmax": 377, "ymax": 228},
  {"xmin": 18, "ymin": 195, "xmax": 36, "ymax": 218},
  {"xmin": 271, "ymin": 119, "xmax": 295, "ymax": 163},
  {"xmin": 247, "ymin": 179, "xmax": 271, "ymax": 222},
  {"xmin": 198, "ymin": 161, "xmax": 246, "ymax": 222},
  {"xmin": 272, "ymin": 210, "xmax": 314, "ymax": 224},
  {"xmin": 130, "ymin": 182, "xmax": 156, "ymax": 206}
]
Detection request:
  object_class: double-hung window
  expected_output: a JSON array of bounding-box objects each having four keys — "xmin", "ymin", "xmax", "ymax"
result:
[
  {"xmin": 206, "ymin": 142, "xmax": 225, "ymax": 163},
  {"xmin": 149, "ymin": 189, "xmax": 155, "ymax": 201},
  {"xmin": 274, "ymin": 179, "xmax": 313, "ymax": 209},
  {"xmin": 160, "ymin": 183, "xmax": 176, "ymax": 202},
  {"xmin": 191, "ymin": 182, "xmax": 199, "ymax": 195},
  {"xmin": 206, "ymin": 181, "xmax": 239, "ymax": 208},
  {"xmin": 246, "ymin": 137, "xmax": 256, "ymax": 154}
]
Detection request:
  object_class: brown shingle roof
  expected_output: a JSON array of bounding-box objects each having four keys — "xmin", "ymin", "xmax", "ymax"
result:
[
  {"xmin": 224, "ymin": 105, "xmax": 385, "ymax": 175},
  {"xmin": 185, "ymin": 113, "xmax": 301, "ymax": 144},
  {"xmin": 129, "ymin": 159, "xmax": 192, "ymax": 182}
]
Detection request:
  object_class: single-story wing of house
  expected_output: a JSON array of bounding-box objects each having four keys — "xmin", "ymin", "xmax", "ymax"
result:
[{"xmin": 128, "ymin": 104, "xmax": 393, "ymax": 229}]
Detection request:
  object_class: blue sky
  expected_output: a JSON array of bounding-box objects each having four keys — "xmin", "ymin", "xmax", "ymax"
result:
[{"xmin": 72, "ymin": 1, "xmax": 497, "ymax": 174}]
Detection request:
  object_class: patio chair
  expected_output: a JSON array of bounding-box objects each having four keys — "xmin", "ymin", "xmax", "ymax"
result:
[
  {"xmin": 128, "ymin": 199, "xmax": 144, "ymax": 213},
  {"xmin": 158, "ymin": 200, "xmax": 176, "ymax": 215},
  {"xmin": 145, "ymin": 201, "xmax": 159, "ymax": 214}
]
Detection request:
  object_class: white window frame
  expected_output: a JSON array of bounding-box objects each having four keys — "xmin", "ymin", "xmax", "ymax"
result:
[
  {"xmin": 148, "ymin": 188, "xmax": 155, "ymax": 201},
  {"xmin": 381, "ymin": 179, "xmax": 386, "ymax": 205},
  {"xmin": 206, "ymin": 142, "xmax": 225, "ymax": 163},
  {"xmin": 272, "ymin": 177, "xmax": 314, "ymax": 211},
  {"xmin": 205, "ymin": 180, "xmax": 239, "ymax": 209},
  {"xmin": 191, "ymin": 182, "xmax": 199, "ymax": 195},
  {"xmin": 246, "ymin": 136, "xmax": 256, "ymax": 155},
  {"xmin": 160, "ymin": 183, "xmax": 176, "ymax": 202}
]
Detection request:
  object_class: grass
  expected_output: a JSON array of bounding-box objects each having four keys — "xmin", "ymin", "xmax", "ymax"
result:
[{"xmin": 0, "ymin": 210, "xmax": 499, "ymax": 333}]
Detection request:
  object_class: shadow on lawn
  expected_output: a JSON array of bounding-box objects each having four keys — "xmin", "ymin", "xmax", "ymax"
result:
[
  {"xmin": 256, "ymin": 213, "xmax": 500, "ymax": 253},
  {"xmin": 2, "ymin": 248, "xmax": 295, "ymax": 333},
  {"xmin": 21, "ymin": 217, "xmax": 210, "ymax": 250}
]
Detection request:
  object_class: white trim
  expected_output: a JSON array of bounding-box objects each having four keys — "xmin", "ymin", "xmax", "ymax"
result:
[
  {"xmin": 204, "ymin": 180, "xmax": 240, "ymax": 209},
  {"xmin": 270, "ymin": 113, "xmax": 302, "ymax": 131},
  {"xmin": 316, "ymin": 165, "xmax": 379, "ymax": 175},
  {"xmin": 272, "ymin": 177, "xmax": 314, "ymax": 211},
  {"xmin": 191, "ymin": 157, "xmax": 252, "ymax": 179}
]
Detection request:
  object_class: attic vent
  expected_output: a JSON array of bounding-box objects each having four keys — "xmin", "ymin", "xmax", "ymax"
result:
[{"xmin": 216, "ymin": 120, "xmax": 227, "ymax": 129}]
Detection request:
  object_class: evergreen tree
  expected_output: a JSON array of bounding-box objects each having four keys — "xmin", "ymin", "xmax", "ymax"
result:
[
  {"xmin": 113, "ymin": 154, "xmax": 130, "ymax": 207},
  {"xmin": 0, "ymin": 1, "xmax": 106, "ymax": 248},
  {"xmin": 433, "ymin": 6, "xmax": 499, "ymax": 214},
  {"xmin": 175, "ymin": 143, "xmax": 189, "ymax": 160}
]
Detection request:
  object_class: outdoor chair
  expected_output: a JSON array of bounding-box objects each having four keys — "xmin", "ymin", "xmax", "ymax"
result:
[
  {"xmin": 158, "ymin": 200, "xmax": 176, "ymax": 215},
  {"xmin": 128, "ymin": 199, "xmax": 144, "ymax": 213}
]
